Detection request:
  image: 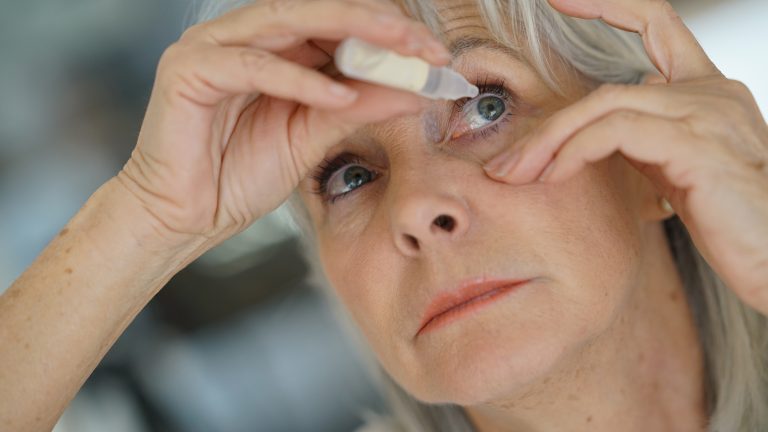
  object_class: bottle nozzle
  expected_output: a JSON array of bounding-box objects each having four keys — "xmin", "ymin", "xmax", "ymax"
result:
[
  {"xmin": 421, "ymin": 67, "xmax": 479, "ymax": 100},
  {"xmin": 442, "ymin": 68, "xmax": 480, "ymax": 99}
]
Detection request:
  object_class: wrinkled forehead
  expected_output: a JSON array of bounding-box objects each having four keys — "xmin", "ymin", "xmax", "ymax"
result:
[{"xmin": 392, "ymin": 0, "xmax": 491, "ymax": 43}]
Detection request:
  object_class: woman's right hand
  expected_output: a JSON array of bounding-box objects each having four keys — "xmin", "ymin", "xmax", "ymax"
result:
[{"xmin": 118, "ymin": 0, "xmax": 450, "ymax": 246}]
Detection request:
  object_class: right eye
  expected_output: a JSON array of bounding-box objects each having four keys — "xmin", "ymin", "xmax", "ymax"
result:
[{"xmin": 326, "ymin": 164, "xmax": 376, "ymax": 200}]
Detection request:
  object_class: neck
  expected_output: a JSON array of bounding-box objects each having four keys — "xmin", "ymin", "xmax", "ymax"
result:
[{"xmin": 465, "ymin": 224, "xmax": 708, "ymax": 432}]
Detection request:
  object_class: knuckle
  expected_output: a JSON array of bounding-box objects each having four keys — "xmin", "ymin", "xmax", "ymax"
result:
[
  {"xmin": 649, "ymin": 0, "xmax": 679, "ymax": 20},
  {"xmin": 179, "ymin": 23, "xmax": 208, "ymax": 42},
  {"xmin": 724, "ymin": 78, "xmax": 752, "ymax": 100},
  {"xmin": 593, "ymin": 83, "xmax": 629, "ymax": 100},
  {"xmin": 335, "ymin": 0, "xmax": 384, "ymax": 20},
  {"xmin": 157, "ymin": 42, "xmax": 189, "ymax": 79},
  {"xmin": 369, "ymin": 0, "xmax": 401, "ymax": 13},
  {"xmin": 679, "ymin": 115, "xmax": 703, "ymax": 141},
  {"xmin": 264, "ymin": 0, "xmax": 303, "ymax": 16},
  {"xmin": 612, "ymin": 110, "xmax": 639, "ymax": 125},
  {"xmin": 238, "ymin": 49, "xmax": 274, "ymax": 74}
]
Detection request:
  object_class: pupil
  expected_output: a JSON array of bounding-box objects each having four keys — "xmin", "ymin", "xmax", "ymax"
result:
[
  {"xmin": 344, "ymin": 166, "xmax": 371, "ymax": 189},
  {"xmin": 477, "ymin": 96, "xmax": 504, "ymax": 121}
]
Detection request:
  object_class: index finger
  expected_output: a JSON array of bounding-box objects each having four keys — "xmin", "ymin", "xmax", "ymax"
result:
[
  {"xmin": 191, "ymin": 0, "xmax": 451, "ymax": 66},
  {"xmin": 547, "ymin": 0, "xmax": 721, "ymax": 82}
]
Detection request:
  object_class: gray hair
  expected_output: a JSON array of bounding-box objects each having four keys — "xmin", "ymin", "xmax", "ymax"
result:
[{"xmin": 192, "ymin": 0, "xmax": 768, "ymax": 430}]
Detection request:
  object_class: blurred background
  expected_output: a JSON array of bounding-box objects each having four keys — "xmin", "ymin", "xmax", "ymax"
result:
[{"xmin": 1, "ymin": 0, "xmax": 766, "ymax": 431}]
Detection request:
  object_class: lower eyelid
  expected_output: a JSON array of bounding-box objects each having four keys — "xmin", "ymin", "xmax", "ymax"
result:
[{"xmin": 452, "ymin": 109, "xmax": 515, "ymax": 144}]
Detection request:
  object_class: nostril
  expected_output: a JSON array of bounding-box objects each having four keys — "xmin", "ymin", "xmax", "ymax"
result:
[
  {"xmin": 404, "ymin": 234, "xmax": 419, "ymax": 250},
  {"xmin": 433, "ymin": 214, "xmax": 456, "ymax": 232}
]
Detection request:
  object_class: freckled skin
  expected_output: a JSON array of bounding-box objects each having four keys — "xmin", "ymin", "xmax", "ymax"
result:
[{"xmin": 298, "ymin": 0, "xmax": 707, "ymax": 431}]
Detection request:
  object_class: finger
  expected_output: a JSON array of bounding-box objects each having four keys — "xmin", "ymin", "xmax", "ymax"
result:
[
  {"xmin": 283, "ymin": 79, "xmax": 429, "ymax": 175},
  {"xmin": 191, "ymin": 0, "xmax": 451, "ymax": 65},
  {"xmin": 546, "ymin": 0, "xmax": 720, "ymax": 82},
  {"xmin": 484, "ymin": 83, "xmax": 691, "ymax": 181},
  {"xmin": 345, "ymin": 0, "xmax": 403, "ymax": 15},
  {"xmin": 159, "ymin": 44, "xmax": 360, "ymax": 109},
  {"xmin": 277, "ymin": 41, "xmax": 333, "ymax": 69},
  {"xmin": 518, "ymin": 110, "xmax": 711, "ymax": 197}
]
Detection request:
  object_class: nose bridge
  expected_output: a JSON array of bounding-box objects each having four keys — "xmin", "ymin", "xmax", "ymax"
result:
[{"xmin": 386, "ymin": 157, "xmax": 471, "ymax": 257}]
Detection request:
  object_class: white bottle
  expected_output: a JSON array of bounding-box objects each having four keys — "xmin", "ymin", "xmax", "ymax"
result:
[{"xmin": 334, "ymin": 37, "xmax": 479, "ymax": 100}]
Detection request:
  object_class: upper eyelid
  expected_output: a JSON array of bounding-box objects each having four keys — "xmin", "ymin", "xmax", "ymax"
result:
[{"xmin": 453, "ymin": 82, "xmax": 513, "ymax": 112}]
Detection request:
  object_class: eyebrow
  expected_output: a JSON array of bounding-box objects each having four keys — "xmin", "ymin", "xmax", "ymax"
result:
[{"xmin": 448, "ymin": 35, "xmax": 524, "ymax": 62}]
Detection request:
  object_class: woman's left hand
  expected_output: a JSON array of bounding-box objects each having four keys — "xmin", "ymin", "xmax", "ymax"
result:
[{"xmin": 482, "ymin": 0, "xmax": 768, "ymax": 314}]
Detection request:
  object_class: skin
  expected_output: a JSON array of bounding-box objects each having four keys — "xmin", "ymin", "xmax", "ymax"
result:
[
  {"xmin": 298, "ymin": 1, "xmax": 706, "ymax": 430},
  {"xmin": 0, "ymin": 0, "xmax": 765, "ymax": 430}
]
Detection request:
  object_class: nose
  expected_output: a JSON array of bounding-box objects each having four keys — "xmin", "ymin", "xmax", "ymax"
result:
[{"xmin": 390, "ymin": 190, "xmax": 470, "ymax": 257}]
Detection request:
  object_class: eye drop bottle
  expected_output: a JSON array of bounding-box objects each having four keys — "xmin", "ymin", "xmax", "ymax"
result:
[{"xmin": 334, "ymin": 37, "xmax": 479, "ymax": 100}]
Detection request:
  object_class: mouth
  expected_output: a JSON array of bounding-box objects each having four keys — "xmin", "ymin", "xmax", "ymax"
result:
[{"xmin": 415, "ymin": 278, "xmax": 533, "ymax": 338}]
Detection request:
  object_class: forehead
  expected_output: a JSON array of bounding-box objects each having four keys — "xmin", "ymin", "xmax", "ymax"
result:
[
  {"xmin": 434, "ymin": 0, "xmax": 488, "ymax": 39},
  {"xmin": 391, "ymin": 0, "xmax": 523, "ymax": 65},
  {"xmin": 393, "ymin": 0, "xmax": 489, "ymax": 39}
]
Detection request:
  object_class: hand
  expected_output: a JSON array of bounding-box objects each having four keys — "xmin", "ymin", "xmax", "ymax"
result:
[
  {"xmin": 482, "ymin": 0, "xmax": 768, "ymax": 314},
  {"xmin": 118, "ymin": 0, "xmax": 449, "ymax": 247}
]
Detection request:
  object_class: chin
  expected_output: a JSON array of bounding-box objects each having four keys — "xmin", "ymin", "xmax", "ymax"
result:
[{"xmin": 400, "ymin": 306, "xmax": 577, "ymax": 406}]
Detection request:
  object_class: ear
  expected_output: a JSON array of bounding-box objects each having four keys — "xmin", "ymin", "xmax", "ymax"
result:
[
  {"xmin": 623, "ymin": 158, "xmax": 676, "ymax": 222},
  {"xmin": 641, "ymin": 71, "xmax": 666, "ymax": 85}
]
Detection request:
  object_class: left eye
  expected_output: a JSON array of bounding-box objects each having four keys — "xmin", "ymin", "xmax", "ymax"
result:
[
  {"xmin": 450, "ymin": 95, "xmax": 508, "ymax": 139},
  {"xmin": 326, "ymin": 164, "xmax": 375, "ymax": 199},
  {"xmin": 465, "ymin": 95, "xmax": 506, "ymax": 129}
]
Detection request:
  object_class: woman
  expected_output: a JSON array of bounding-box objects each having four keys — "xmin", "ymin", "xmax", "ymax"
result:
[{"xmin": 1, "ymin": 0, "xmax": 767, "ymax": 430}]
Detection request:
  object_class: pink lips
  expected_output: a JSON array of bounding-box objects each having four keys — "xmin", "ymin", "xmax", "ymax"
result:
[{"xmin": 415, "ymin": 278, "xmax": 532, "ymax": 338}]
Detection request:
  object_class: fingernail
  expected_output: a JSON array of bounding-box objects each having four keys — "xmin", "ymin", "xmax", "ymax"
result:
[
  {"xmin": 329, "ymin": 82, "xmax": 358, "ymax": 101},
  {"xmin": 537, "ymin": 161, "xmax": 556, "ymax": 182}
]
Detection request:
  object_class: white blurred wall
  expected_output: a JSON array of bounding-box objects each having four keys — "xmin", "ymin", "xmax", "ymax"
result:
[{"xmin": 674, "ymin": 0, "xmax": 768, "ymax": 114}]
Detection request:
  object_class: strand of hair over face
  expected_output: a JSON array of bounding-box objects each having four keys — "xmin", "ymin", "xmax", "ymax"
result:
[{"xmin": 192, "ymin": 1, "xmax": 768, "ymax": 430}]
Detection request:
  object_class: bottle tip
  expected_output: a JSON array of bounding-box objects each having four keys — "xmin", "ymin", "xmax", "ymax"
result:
[
  {"xmin": 443, "ymin": 71, "xmax": 478, "ymax": 100},
  {"xmin": 466, "ymin": 84, "xmax": 480, "ymax": 98}
]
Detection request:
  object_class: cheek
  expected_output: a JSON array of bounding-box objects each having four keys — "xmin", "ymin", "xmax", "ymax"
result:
[
  {"xmin": 317, "ymin": 228, "xmax": 402, "ymax": 348},
  {"xmin": 421, "ymin": 163, "xmax": 644, "ymax": 404},
  {"xmin": 535, "ymin": 160, "xmax": 644, "ymax": 332}
]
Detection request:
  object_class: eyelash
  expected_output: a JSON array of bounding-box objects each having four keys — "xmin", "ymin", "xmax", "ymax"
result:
[
  {"xmin": 311, "ymin": 76, "xmax": 514, "ymax": 204},
  {"xmin": 310, "ymin": 153, "xmax": 376, "ymax": 204},
  {"xmin": 451, "ymin": 76, "xmax": 515, "ymax": 144}
]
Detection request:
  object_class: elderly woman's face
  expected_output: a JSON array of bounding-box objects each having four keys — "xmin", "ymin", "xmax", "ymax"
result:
[{"xmin": 298, "ymin": 0, "xmax": 661, "ymax": 405}]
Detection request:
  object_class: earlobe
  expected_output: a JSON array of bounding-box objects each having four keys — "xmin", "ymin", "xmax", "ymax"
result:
[
  {"xmin": 640, "ymin": 194, "xmax": 676, "ymax": 222},
  {"xmin": 657, "ymin": 196, "xmax": 676, "ymax": 218},
  {"xmin": 628, "ymin": 166, "xmax": 675, "ymax": 222}
]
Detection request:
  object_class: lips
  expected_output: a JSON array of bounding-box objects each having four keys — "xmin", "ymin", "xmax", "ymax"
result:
[{"xmin": 415, "ymin": 278, "xmax": 531, "ymax": 338}]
